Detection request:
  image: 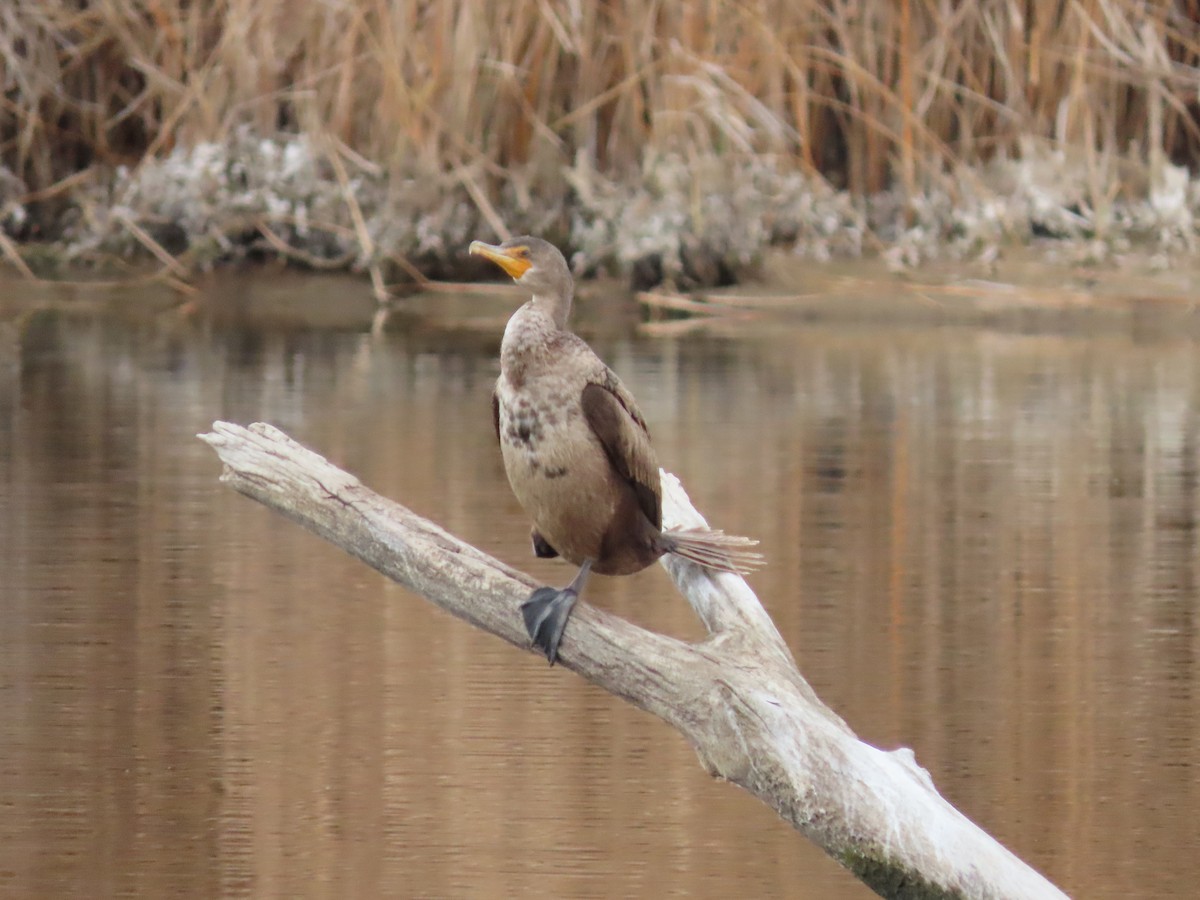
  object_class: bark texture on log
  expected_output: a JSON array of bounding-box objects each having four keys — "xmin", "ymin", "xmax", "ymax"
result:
[{"xmin": 199, "ymin": 421, "xmax": 1067, "ymax": 900}]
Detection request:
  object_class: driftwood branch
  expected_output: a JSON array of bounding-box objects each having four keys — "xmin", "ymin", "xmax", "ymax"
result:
[{"xmin": 199, "ymin": 421, "xmax": 1067, "ymax": 900}]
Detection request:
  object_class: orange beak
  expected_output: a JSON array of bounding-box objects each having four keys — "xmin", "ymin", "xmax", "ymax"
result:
[{"xmin": 469, "ymin": 240, "xmax": 532, "ymax": 280}]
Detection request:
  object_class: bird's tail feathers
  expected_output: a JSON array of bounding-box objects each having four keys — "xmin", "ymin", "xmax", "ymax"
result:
[{"xmin": 660, "ymin": 527, "xmax": 764, "ymax": 575}]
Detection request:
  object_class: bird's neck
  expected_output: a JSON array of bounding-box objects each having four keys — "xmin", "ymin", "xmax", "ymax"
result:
[
  {"xmin": 531, "ymin": 289, "xmax": 572, "ymax": 330},
  {"xmin": 501, "ymin": 302, "xmax": 557, "ymax": 376}
]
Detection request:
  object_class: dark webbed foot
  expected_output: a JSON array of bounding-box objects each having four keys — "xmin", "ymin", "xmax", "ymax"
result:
[
  {"xmin": 521, "ymin": 587, "xmax": 578, "ymax": 665},
  {"xmin": 520, "ymin": 559, "xmax": 592, "ymax": 665}
]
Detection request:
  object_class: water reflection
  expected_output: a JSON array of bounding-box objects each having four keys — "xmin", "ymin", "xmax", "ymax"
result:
[{"xmin": 1, "ymin": 282, "xmax": 1198, "ymax": 898}]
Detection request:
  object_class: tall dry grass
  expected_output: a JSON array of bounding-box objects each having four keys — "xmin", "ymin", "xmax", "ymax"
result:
[{"xmin": 2, "ymin": 0, "xmax": 1199, "ymax": 267}]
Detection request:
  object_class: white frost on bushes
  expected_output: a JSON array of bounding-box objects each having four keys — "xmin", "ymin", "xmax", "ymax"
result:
[
  {"xmin": 567, "ymin": 152, "xmax": 866, "ymax": 282},
  {"xmin": 60, "ymin": 129, "xmax": 358, "ymax": 266},
  {"xmin": 32, "ymin": 127, "xmax": 1200, "ymax": 282}
]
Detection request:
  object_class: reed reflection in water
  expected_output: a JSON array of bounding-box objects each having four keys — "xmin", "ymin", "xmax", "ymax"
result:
[{"xmin": 1, "ymin": 286, "xmax": 1197, "ymax": 898}]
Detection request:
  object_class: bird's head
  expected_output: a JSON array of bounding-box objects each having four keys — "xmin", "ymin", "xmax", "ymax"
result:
[{"xmin": 469, "ymin": 236, "xmax": 573, "ymax": 302}]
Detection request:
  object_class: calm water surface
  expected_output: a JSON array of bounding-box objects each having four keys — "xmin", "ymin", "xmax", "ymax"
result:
[{"xmin": 1, "ymin": 274, "xmax": 1198, "ymax": 897}]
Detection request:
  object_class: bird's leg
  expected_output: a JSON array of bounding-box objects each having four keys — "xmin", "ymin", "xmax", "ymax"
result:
[{"xmin": 521, "ymin": 559, "xmax": 593, "ymax": 666}]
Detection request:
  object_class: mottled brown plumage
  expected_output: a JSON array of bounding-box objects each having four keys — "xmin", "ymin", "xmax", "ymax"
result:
[{"xmin": 470, "ymin": 235, "xmax": 761, "ymax": 663}]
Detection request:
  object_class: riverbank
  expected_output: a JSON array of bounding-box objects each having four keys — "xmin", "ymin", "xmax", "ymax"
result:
[
  {"xmin": 4, "ymin": 131, "xmax": 1199, "ymax": 291},
  {"xmin": 4, "ymin": 3, "xmax": 1200, "ymax": 290}
]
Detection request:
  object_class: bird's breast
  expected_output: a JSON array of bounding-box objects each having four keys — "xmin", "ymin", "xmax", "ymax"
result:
[
  {"xmin": 495, "ymin": 375, "xmax": 618, "ymax": 563},
  {"xmin": 496, "ymin": 378, "xmax": 580, "ymax": 479}
]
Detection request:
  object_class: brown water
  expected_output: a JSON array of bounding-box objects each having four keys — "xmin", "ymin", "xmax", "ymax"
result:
[{"xmin": 2, "ymin": 273, "xmax": 1198, "ymax": 898}]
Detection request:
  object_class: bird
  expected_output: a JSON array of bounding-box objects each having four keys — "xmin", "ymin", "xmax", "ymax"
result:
[{"xmin": 469, "ymin": 236, "xmax": 762, "ymax": 664}]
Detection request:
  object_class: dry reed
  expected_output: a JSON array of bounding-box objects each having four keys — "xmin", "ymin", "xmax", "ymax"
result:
[{"xmin": 2, "ymin": 1, "xmax": 1200, "ymax": 281}]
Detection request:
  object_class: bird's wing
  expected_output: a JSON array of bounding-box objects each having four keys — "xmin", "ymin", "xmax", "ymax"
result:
[{"xmin": 581, "ymin": 370, "xmax": 662, "ymax": 530}]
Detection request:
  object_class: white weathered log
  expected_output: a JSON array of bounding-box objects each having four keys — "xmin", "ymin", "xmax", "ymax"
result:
[{"xmin": 199, "ymin": 421, "xmax": 1068, "ymax": 900}]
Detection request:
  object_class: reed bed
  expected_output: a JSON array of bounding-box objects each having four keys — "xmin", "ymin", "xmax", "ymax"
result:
[{"xmin": 3, "ymin": 0, "xmax": 1200, "ymax": 285}]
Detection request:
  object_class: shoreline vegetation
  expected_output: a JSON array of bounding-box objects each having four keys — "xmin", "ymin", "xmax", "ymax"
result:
[{"xmin": 4, "ymin": 2, "xmax": 1200, "ymax": 294}]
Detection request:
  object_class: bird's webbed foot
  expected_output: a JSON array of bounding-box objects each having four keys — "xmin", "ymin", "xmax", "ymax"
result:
[{"xmin": 519, "ymin": 560, "xmax": 592, "ymax": 665}]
